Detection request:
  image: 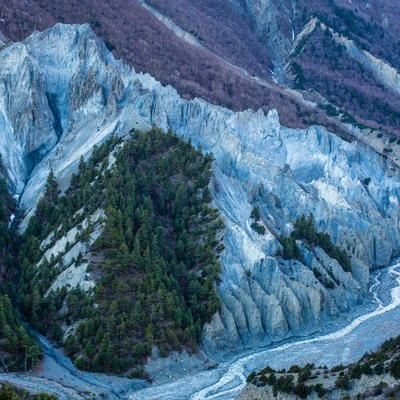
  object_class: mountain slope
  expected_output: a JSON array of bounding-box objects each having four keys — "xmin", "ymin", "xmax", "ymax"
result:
[
  {"xmin": 239, "ymin": 335, "xmax": 400, "ymax": 399},
  {"xmin": 284, "ymin": 14, "xmax": 400, "ymax": 134},
  {"xmin": 4, "ymin": 0, "xmax": 400, "ymax": 140},
  {"xmin": 19, "ymin": 128, "xmax": 224, "ymax": 373},
  {"xmin": 0, "ymin": 172, "xmax": 41, "ymax": 373},
  {"xmin": 1, "ymin": 24, "xmax": 400, "ymax": 364},
  {"xmin": 0, "ymin": 0, "xmax": 317, "ymax": 130},
  {"xmin": 144, "ymin": 0, "xmax": 400, "ymax": 134},
  {"xmin": 229, "ymin": 0, "xmax": 400, "ymax": 133}
]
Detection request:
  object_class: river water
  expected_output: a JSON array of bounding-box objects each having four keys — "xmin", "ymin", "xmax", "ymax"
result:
[
  {"xmin": 127, "ymin": 261, "xmax": 400, "ymax": 400},
  {"xmin": 1, "ymin": 261, "xmax": 400, "ymax": 399}
]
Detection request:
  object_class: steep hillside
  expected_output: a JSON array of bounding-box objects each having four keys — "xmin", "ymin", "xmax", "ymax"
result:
[
  {"xmin": 0, "ymin": 0, "xmax": 319, "ymax": 129},
  {"xmin": 0, "ymin": 294, "xmax": 41, "ymax": 372},
  {"xmin": 1, "ymin": 0, "xmax": 399, "ymax": 144},
  {"xmin": 228, "ymin": 0, "xmax": 400, "ymax": 133},
  {"xmin": 19, "ymin": 128, "xmax": 224, "ymax": 373},
  {"xmin": 1, "ymin": 23, "xmax": 399, "ymax": 364},
  {"xmin": 4, "ymin": 0, "xmax": 400, "ymax": 138},
  {"xmin": 0, "ymin": 171, "xmax": 17, "ymax": 289},
  {"xmin": 0, "ymin": 172, "xmax": 41, "ymax": 373},
  {"xmin": 285, "ymin": 15, "xmax": 400, "ymax": 134},
  {"xmin": 239, "ymin": 335, "xmax": 400, "ymax": 399},
  {"xmin": 143, "ymin": 0, "xmax": 400, "ymax": 134},
  {"xmin": 143, "ymin": 0, "xmax": 271, "ymax": 79}
]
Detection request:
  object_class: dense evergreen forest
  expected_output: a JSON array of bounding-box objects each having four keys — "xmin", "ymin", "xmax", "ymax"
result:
[
  {"xmin": 18, "ymin": 127, "xmax": 224, "ymax": 374},
  {"xmin": 0, "ymin": 166, "xmax": 41, "ymax": 373},
  {"xmin": 277, "ymin": 214, "xmax": 352, "ymax": 277}
]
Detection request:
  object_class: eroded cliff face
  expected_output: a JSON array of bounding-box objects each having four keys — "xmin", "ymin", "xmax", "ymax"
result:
[
  {"xmin": 0, "ymin": 23, "xmax": 127, "ymax": 203},
  {"xmin": 1, "ymin": 23, "xmax": 400, "ymax": 358}
]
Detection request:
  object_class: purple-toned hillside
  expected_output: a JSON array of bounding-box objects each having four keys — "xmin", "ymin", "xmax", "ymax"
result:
[
  {"xmin": 144, "ymin": 0, "xmax": 272, "ymax": 80},
  {"xmin": 292, "ymin": 1, "xmax": 400, "ymax": 133},
  {"xmin": 0, "ymin": 0, "xmax": 320, "ymax": 130},
  {"xmin": 1, "ymin": 0, "xmax": 400, "ymax": 135}
]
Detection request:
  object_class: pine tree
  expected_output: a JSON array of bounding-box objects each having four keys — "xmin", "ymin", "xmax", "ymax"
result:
[
  {"xmin": 250, "ymin": 205, "xmax": 261, "ymax": 221},
  {"xmin": 93, "ymin": 333, "xmax": 114, "ymax": 371},
  {"xmin": 44, "ymin": 169, "xmax": 59, "ymax": 204}
]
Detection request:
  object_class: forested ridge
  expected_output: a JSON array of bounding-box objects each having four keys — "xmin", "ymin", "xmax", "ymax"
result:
[
  {"xmin": 288, "ymin": 22, "xmax": 400, "ymax": 134},
  {"xmin": 0, "ymin": 167, "xmax": 41, "ymax": 373},
  {"xmin": 17, "ymin": 127, "xmax": 224, "ymax": 374},
  {"xmin": 0, "ymin": 168, "xmax": 18, "ymax": 290}
]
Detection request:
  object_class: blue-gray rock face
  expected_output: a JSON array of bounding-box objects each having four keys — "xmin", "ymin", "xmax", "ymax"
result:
[{"xmin": 1, "ymin": 23, "xmax": 400, "ymax": 357}]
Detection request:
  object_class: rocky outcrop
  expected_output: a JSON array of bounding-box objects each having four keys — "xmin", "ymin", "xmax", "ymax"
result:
[
  {"xmin": 0, "ymin": 42, "xmax": 59, "ymax": 192},
  {"xmin": 39, "ymin": 208, "xmax": 105, "ymax": 296},
  {"xmin": 1, "ymin": 24, "xmax": 400, "ymax": 358},
  {"xmin": 0, "ymin": 31, "xmax": 11, "ymax": 49},
  {"xmin": 0, "ymin": 23, "xmax": 128, "ymax": 209}
]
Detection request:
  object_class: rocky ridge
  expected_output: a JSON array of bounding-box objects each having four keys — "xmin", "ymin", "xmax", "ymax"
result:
[
  {"xmin": 1, "ymin": 23, "xmax": 400, "ymax": 358},
  {"xmin": 0, "ymin": 31, "xmax": 11, "ymax": 49}
]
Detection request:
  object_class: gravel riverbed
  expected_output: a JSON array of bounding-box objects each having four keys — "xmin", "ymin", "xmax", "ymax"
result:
[{"xmin": 2, "ymin": 261, "xmax": 400, "ymax": 400}]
